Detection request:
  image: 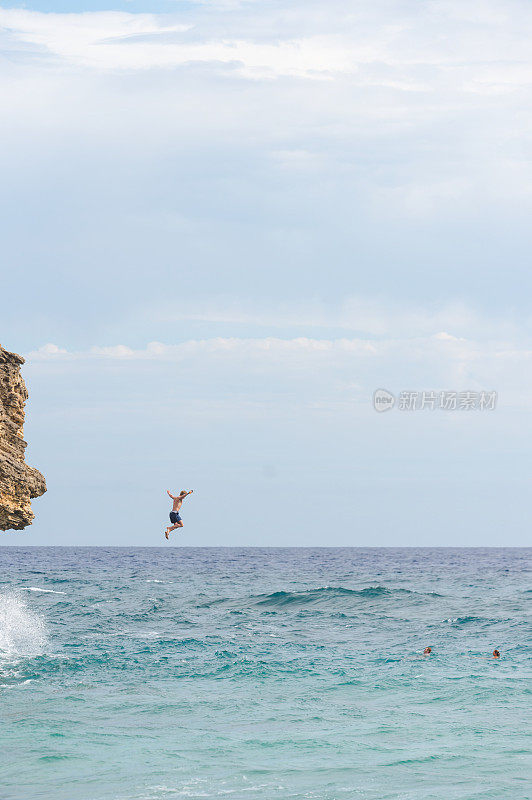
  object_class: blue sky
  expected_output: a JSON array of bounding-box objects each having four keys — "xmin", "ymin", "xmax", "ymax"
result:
[{"xmin": 1, "ymin": 0, "xmax": 531, "ymax": 545}]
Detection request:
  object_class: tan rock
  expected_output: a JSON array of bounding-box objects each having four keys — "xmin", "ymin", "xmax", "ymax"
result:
[{"xmin": 0, "ymin": 345, "xmax": 46, "ymax": 530}]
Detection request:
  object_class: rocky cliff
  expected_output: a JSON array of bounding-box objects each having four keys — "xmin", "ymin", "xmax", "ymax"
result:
[{"xmin": 0, "ymin": 345, "xmax": 46, "ymax": 530}]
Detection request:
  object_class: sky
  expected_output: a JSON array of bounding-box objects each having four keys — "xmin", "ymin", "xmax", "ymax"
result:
[{"xmin": 1, "ymin": 0, "xmax": 531, "ymax": 546}]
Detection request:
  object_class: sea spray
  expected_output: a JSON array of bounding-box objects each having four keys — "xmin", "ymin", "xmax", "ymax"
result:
[{"xmin": 0, "ymin": 591, "xmax": 47, "ymax": 660}]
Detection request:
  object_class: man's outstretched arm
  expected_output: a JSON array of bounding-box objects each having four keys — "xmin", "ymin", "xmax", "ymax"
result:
[{"xmin": 167, "ymin": 490, "xmax": 177, "ymax": 499}]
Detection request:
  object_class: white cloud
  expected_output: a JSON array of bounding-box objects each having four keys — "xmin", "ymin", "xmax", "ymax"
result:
[
  {"xmin": 3, "ymin": 1, "xmax": 532, "ymax": 351},
  {"xmin": 24, "ymin": 328, "xmax": 532, "ymax": 405},
  {"xmin": 0, "ymin": 10, "xmax": 191, "ymax": 69},
  {"xmin": 2, "ymin": 1, "xmax": 532, "ymax": 222},
  {"xmin": 30, "ymin": 343, "xmax": 69, "ymax": 357},
  {"xmin": 90, "ymin": 344, "xmax": 136, "ymax": 358},
  {"xmin": 2, "ymin": 2, "xmax": 532, "ymax": 88},
  {"xmin": 0, "ymin": 9, "xmax": 368, "ymax": 77},
  {"xmin": 28, "ymin": 336, "xmax": 377, "ymax": 361}
]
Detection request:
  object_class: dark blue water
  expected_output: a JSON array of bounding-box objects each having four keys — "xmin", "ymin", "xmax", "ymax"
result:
[{"xmin": 0, "ymin": 547, "xmax": 530, "ymax": 800}]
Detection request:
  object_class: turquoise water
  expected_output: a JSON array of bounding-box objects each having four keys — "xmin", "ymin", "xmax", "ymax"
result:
[{"xmin": 0, "ymin": 547, "xmax": 530, "ymax": 800}]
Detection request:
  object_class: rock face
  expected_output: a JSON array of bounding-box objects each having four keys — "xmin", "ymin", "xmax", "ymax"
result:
[{"xmin": 0, "ymin": 345, "xmax": 46, "ymax": 530}]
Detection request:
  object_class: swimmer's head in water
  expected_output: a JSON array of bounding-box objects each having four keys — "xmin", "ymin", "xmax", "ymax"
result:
[
  {"xmin": 423, "ymin": 647, "xmax": 432, "ymax": 655},
  {"xmin": 493, "ymin": 649, "xmax": 500, "ymax": 658}
]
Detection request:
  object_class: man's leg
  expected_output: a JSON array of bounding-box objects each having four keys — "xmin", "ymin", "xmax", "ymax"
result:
[{"xmin": 165, "ymin": 521, "xmax": 183, "ymax": 539}]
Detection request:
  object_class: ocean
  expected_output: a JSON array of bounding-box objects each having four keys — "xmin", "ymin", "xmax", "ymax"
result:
[{"xmin": 0, "ymin": 547, "xmax": 530, "ymax": 800}]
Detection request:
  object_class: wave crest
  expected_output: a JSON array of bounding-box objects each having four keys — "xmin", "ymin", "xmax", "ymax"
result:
[{"xmin": 255, "ymin": 586, "xmax": 397, "ymax": 607}]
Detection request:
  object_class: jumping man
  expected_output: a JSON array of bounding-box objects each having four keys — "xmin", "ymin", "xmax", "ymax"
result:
[{"xmin": 165, "ymin": 489, "xmax": 193, "ymax": 539}]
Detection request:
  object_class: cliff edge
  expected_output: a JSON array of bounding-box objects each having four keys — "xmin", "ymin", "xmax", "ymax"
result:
[{"xmin": 0, "ymin": 345, "xmax": 46, "ymax": 530}]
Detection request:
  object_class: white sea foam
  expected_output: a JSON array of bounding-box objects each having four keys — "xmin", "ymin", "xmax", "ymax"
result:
[
  {"xmin": 21, "ymin": 587, "xmax": 66, "ymax": 595},
  {"xmin": 0, "ymin": 592, "xmax": 48, "ymax": 660}
]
